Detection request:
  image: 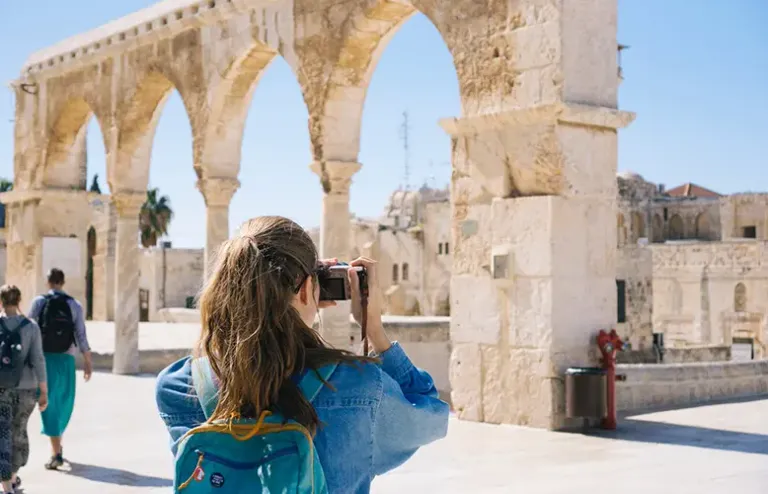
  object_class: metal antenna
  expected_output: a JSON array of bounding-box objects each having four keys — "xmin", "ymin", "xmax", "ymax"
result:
[{"xmin": 399, "ymin": 111, "xmax": 411, "ymax": 191}]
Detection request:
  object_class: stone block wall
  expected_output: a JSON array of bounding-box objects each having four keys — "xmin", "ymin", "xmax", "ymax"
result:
[
  {"xmin": 617, "ymin": 246, "xmax": 653, "ymax": 349},
  {"xmin": 618, "ymin": 345, "xmax": 731, "ymax": 364},
  {"xmin": 616, "ymin": 359, "xmax": 768, "ymax": 412}
]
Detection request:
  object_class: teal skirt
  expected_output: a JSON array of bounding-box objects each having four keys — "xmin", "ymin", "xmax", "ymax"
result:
[{"xmin": 40, "ymin": 353, "xmax": 76, "ymax": 437}]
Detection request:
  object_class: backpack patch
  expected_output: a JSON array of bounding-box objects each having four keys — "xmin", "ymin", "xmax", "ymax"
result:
[
  {"xmin": 0, "ymin": 319, "xmax": 28, "ymax": 388},
  {"xmin": 173, "ymin": 359, "xmax": 334, "ymax": 493},
  {"xmin": 39, "ymin": 294, "xmax": 75, "ymax": 354}
]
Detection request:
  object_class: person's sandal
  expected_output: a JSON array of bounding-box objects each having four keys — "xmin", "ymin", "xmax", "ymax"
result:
[
  {"xmin": 11, "ymin": 476, "xmax": 20, "ymax": 490},
  {"xmin": 44, "ymin": 453, "xmax": 64, "ymax": 470}
]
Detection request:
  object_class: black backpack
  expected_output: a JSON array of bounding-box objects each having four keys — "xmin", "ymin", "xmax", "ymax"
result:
[
  {"xmin": 38, "ymin": 293, "xmax": 76, "ymax": 353},
  {"xmin": 0, "ymin": 318, "xmax": 29, "ymax": 388}
]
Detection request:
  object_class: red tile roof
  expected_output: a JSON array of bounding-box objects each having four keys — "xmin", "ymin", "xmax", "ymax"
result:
[{"xmin": 666, "ymin": 183, "xmax": 721, "ymax": 198}]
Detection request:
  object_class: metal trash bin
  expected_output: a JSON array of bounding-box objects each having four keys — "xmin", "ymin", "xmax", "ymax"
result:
[{"xmin": 565, "ymin": 367, "xmax": 607, "ymax": 419}]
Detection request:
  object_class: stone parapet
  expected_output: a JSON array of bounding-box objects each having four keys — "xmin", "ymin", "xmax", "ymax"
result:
[{"xmin": 616, "ymin": 359, "xmax": 768, "ymax": 412}]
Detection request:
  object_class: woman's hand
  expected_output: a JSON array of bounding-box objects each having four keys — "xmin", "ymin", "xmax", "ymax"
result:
[
  {"xmin": 38, "ymin": 385, "xmax": 48, "ymax": 412},
  {"xmin": 349, "ymin": 257, "xmax": 391, "ymax": 354}
]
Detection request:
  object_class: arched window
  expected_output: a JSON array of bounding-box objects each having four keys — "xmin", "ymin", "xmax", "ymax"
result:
[
  {"xmin": 652, "ymin": 214, "xmax": 664, "ymax": 243},
  {"xmin": 668, "ymin": 214, "xmax": 684, "ymax": 240},
  {"xmin": 734, "ymin": 283, "xmax": 747, "ymax": 312},
  {"xmin": 617, "ymin": 213, "xmax": 627, "ymax": 246},
  {"xmin": 402, "ymin": 263, "xmax": 409, "ymax": 281},
  {"xmin": 392, "ymin": 264, "xmax": 399, "ymax": 283},
  {"xmin": 631, "ymin": 212, "xmax": 645, "ymax": 242},
  {"xmin": 695, "ymin": 213, "xmax": 709, "ymax": 240}
]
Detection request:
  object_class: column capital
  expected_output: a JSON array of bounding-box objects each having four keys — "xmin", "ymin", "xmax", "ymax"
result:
[
  {"xmin": 111, "ymin": 190, "xmax": 145, "ymax": 218},
  {"xmin": 310, "ymin": 160, "xmax": 361, "ymax": 195},
  {"xmin": 196, "ymin": 177, "xmax": 240, "ymax": 207}
]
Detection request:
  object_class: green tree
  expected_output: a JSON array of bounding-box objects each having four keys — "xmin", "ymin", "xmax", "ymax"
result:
[
  {"xmin": 139, "ymin": 188, "xmax": 173, "ymax": 248},
  {"xmin": 0, "ymin": 179, "xmax": 13, "ymax": 192},
  {"xmin": 89, "ymin": 174, "xmax": 102, "ymax": 194}
]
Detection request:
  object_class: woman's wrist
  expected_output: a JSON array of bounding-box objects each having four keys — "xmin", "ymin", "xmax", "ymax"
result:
[{"xmin": 368, "ymin": 324, "xmax": 392, "ymax": 354}]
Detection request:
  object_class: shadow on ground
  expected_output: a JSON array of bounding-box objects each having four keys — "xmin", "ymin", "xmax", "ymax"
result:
[
  {"xmin": 65, "ymin": 462, "xmax": 172, "ymax": 488},
  {"xmin": 585, "ymin": 396, "xmax": 768, "ymax": 455}
]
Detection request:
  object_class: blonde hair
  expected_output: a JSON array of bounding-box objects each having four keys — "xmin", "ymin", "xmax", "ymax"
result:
[{"xmin": 196, "ymin": 216, "xmax": 371, "ymax": 432}]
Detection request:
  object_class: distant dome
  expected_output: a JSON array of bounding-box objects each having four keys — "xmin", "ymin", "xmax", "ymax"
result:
[{"xmin": 618, "ymin": 170, "xmax": 644, "ymax": 181}]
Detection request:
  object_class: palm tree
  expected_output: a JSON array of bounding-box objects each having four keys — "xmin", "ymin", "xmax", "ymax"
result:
[
  {"xmin": 139, "ymin": 188, "xmax": 173, "ymax": 248},
  {"xmin": 0, "ymin": 179, "xmax": 13, "ymax": 193},
  {"xmin": 89, "ymin": 174, "xmax": 102, "ymax": 194}
]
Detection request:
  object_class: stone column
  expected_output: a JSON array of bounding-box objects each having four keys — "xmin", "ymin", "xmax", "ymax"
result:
[
  {"xmin": 112, "ymin": 191, "xmax": 145, "ymax": 375},
  {"xmin": 442, "ymin": 104, "xmax": 634, "ymax": 430},
  {"xmin": 197, "ymin": 177, "xmax": 240, "ymax": 279},
  {"xmin": 310, "ymin": 160, "xmax": 361, "ymax": 349}
]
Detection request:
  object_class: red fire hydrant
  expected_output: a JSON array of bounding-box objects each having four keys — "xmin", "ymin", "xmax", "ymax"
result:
[{"xmin": 596, "ymin": 329, "xmax": 627, "ymax": 430}]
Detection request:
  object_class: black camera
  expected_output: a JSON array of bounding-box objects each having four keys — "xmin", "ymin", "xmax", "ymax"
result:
[{"xmin": 317, "ymin": 263, "xmax": 367, "ymax": 301}]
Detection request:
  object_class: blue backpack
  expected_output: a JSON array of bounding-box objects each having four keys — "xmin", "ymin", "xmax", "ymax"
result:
[{"xmin": 173, "ymin": 357, "xmax": 336, "ymax": 493}]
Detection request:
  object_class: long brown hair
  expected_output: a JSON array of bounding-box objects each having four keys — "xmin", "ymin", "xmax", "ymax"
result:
[{"xmin": 197, "ymin": 216, "xmax": 371, "ymax": 433}]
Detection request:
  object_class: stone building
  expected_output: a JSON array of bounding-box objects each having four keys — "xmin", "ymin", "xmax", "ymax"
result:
[
  {"xmin": 310, "ymin": 185, "xmax": 451, "ymax": 317},
  {"xmin": 615, "ymin": 173, "xmax": 768, "ymax": 359},
  {"xmin": 0, "ymin": 194, "xmax": 203, "ymax": 323},
  {"xmin": 341, "ymin": 174, "xmax": 768, "ymax": 360}
]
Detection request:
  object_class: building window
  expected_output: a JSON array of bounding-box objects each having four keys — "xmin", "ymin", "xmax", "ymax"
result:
[
  {"xmin": 438, "ymin": 243, "xmax": 443, "ymax": 255},
  {"xmin": 616, "ymin": 280, "xmax": 627, "ymax": 323},
  {"xmin": 742, "ymin": 226, "xmax": 757, "ymax": 239},
  {"xmin": 392, "ymin": 264, "xmax": 399, "ymax": 283},
  {"xmin": 402, "ymin": 263, "xmax": 409, "ymax": 281},
  {"xmin": 445, "ymin": 242, "xmax": 449, "ymax": 255}
]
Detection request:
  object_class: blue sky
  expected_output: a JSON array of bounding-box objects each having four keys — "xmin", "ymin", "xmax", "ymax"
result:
[{"xmin": 0, "ymin": 1, "xmax": 766, "ymax": 248}]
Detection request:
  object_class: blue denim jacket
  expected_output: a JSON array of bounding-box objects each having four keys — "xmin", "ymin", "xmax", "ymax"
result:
[{"xmin": 155, "ymin": 342, "xmax": 449, "ymax": 493}]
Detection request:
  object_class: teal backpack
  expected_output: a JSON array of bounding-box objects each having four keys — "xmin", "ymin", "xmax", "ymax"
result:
[{"xmin": 173, "ymin": 358, "xmax": 337, "ymax": 493}]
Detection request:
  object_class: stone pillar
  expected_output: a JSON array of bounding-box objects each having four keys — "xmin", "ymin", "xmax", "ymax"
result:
[
  {"xmin": 197, "ymin": 177, "xmax": 240, "ymax": 279},
  {"xmin": 442, "ymin": 105, "xmax": 634, "ymax": 430},
  {"xmin": 112, "ymin": 191, "xmax": 145, "ymax": 375},
  {"xmin": 310, "ymin": 160, "xmax": 361, "ymax": 349}
]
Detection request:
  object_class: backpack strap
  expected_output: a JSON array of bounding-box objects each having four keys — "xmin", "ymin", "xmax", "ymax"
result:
[
  {"xmin": 191, "ymin": 358, "xmax": 339, "ymax": 420},
  {"xmin": 0, "ymin": 318, "xmax": 8, "ymax": 333},
  {"xmin": 298, "ymin": 363, "xmax": 338, "ymax": 402},
  {"xmin": 191, "ymin": 356, "xmax": 219, "ymax": 420}
]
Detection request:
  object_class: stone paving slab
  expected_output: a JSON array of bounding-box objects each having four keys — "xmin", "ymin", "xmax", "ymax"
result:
[{"xmin": 16, "ymin": 371, "xmax": 768, "ymax": 493}]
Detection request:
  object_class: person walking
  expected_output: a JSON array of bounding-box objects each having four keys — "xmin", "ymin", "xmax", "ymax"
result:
[
  {"xmin": 0, "ymin": 285, "xmax": 48, "ymax": 494},
  {"xmin": 28, "ymin": 268, "xmax": 92, "ymax": 471}
]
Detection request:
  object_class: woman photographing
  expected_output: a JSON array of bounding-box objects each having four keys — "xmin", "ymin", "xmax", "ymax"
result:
[{"xmin": 156, "ymin": 216, "xmax": 448, "ymax": 493}]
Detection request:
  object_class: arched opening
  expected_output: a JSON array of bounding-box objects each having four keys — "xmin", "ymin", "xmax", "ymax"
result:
[
  {"xmin": 85, "ymin": 226, "xmax": 96, "ymax": 320},
  {"xmin": 351, "ymin": 11, "xmax": 460, "ymax": 317},
  {"xmin": 668, "ymin": 214, "xmax": 684, "ymax": 240},
  {"xmin": 630, "ymin": 211, "xmax": 645, "ymax": 243},
  {"xmin": 651, "ymin": 214, "xmax": 664, "ymax": 243},
  {"xmin": 234, "ymin": 55, "xmax": 318, "ymax": 232},
  {"xmin": 695, "ymin": 213, "xmax": 710, "ymax": 240},
  {"xmin": 617, "ymin": 213, "xmax": 627, "ymax": 246},
  {"xmin": 43, "ymin": 99, "xmax": 109, "ymax": 191},
  {"xmin": 734, "ymin": 282, "xmax": 747, "ymax": 312}
]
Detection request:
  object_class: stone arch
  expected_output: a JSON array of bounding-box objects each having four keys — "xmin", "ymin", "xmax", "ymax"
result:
[
  {"xmin": 734, "ymin": 282, "xmax": 747, "ymax": 312},
  {"xmin": 312, "ymin": 1, "xmax": 461, "ymax": 162},
  {"xmin": 630, "ymin": 211, "xmax": 645, "ymax": 242},
  {"xmin": 41, "ymin": 98, "xmax": 110, "ymax": 190},
  {"xmin": 114, "ymin": 71, "xmax": 199, "ymax": 191},
  {"xmin": 695, "ymin": 213, "xmax": 710, "ymax": 240},
  {"xmin": 668, "ymin": 214, "xmax": 684, "ymax": 240},
  {"xmin": 201, "ymin": 43, "xmax": 280, "ymax": 179},
  {"xmin": 617, "ymin": 213, "xmax": 626, "ymax": 246},
  {"xmin": 651, "ymin": 214, "xmax": 664, "ymax": 243}
]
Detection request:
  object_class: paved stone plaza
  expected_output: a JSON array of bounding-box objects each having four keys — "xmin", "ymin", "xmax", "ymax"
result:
[{"xmin": 15, "ymin": 368, "xmax": 768, "ymax": 493}]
